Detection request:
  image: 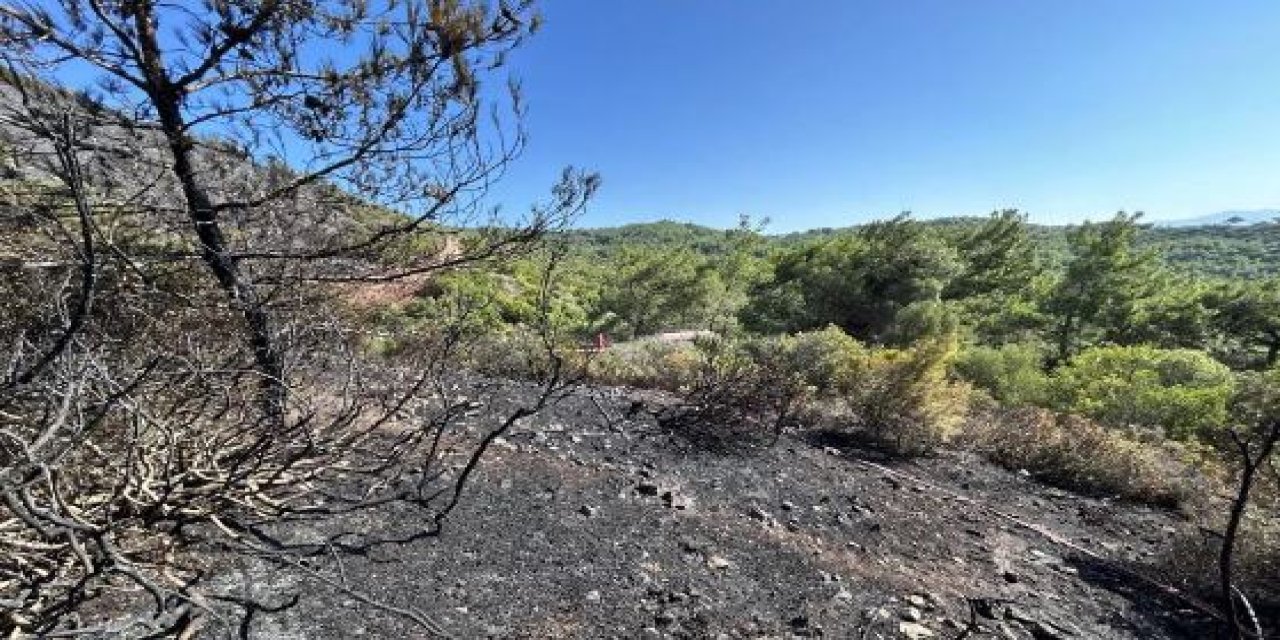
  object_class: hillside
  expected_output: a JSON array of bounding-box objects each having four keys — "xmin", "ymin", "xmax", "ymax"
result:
[
  {"xmin": 9, "ymin": 4, "xmax": 1280, "ymax": 639},
  {"xmin": 198, "ymin": 381, "xmax": 1220, "ymax": 639}
]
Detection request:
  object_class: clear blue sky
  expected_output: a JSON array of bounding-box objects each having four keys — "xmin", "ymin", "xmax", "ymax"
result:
[{"xmin": 491, "ymin": 0, "xmax": 1280, "ymax": 231}]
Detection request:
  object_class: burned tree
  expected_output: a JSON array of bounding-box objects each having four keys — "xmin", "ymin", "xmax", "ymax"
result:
[
  {"xmin": 1219, "ymin": 372, "xmax": 1280, "ymax": 640},
  {"xmin": 0, "ymin": 1, "xmax": 595, "ymax": 635}
]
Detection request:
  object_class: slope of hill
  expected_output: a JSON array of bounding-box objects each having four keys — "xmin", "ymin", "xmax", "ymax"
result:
[{"xmin": 201, "ymin": 381, "xmax": 1218, "ymax": 639}]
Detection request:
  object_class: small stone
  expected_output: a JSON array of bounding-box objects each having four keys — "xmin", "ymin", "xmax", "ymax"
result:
[
  {"xmin": 901, "ymin": 606, "xmax": 923, "ymax": 622},
  {"xmin": 748, "ymin": 506, "xmax": 770, "ymax": 521},
  {"xmin": 781, "ymin": 500, "xmax": 796, "ymax": 511},
  {"xmin": 834, "ymin": 588, "xmax": 853, "ymax": 602},
  {"xmin": 905, "ymin": 594, "xmax": 928, "ymax": 609},
  {"xmin": 579, "ymin": 505, "xmax": 597, "ymax": 517},
  {"xmin": 636, "ymin": 482, "xmax": 660, "ymax": 496},
  {"xmin": 1001, "ymin": 570, "xmax": 1020, "ymax": 584},
  {"xmin": 706, "ymin": 555, "xmax": 732, "ymax": 570},
  {"xmin": 898, "ymin": 621, "xmax": 935, "ymax": 639},
  {"xmin": 663, "ymin": 492, "xmax": 692, "ymax": 510},
  {"xmin": 586, "ymin": 590, "xmax": 601, "ymax": 603}
]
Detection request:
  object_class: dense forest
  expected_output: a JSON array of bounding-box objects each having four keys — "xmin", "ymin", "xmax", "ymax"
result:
[
  {"xmin": 402, "ymin": 213, "xmax": 1280, "ymax": 367},
  {"xmin": 567, "ymin": 216, "xmax": 1280, "ymax": 278}
]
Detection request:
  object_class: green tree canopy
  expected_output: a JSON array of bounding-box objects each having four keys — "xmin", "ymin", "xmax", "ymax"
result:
[
  {"xmin": 742, "ymin": 215, "xmax": 961, "ymax": 342},
  {"xmin": 594, "ymin": 245, "xmax": 724, "ymax": 338},
  {"xmin": 1041, "ymin": 212, "xmax": 1160, "ymax": 362}
]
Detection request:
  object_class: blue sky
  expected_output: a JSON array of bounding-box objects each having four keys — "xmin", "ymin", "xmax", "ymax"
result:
[{"xmin": 490, "ymin": 1, "xmax": 1280, "ymax": 231}]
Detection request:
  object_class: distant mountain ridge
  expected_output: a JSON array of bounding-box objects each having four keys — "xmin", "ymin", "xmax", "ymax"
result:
[{"xmin": 1157, "ymin": 209, "xmax": 1280, "ymax": 227}]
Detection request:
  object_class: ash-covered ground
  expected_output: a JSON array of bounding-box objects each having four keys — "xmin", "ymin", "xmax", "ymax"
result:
[{"xmin": 206, "ymin": 381, "xmax": 1217, "ymax": 639}]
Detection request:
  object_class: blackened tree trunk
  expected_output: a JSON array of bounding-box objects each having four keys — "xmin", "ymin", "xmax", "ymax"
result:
[{"xmin": 129, "ymin": 2, "xmax": 285, "ymax": 420}]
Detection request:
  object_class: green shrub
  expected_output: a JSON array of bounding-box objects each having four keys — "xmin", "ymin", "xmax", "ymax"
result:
[
  {"xmin": 586, "ymin": 326, "xmax": 970, "ymax": 456},
  {"xmin": 587, "ymin": 339, "xmax": 702, "ymax": 390},
  {"xmin": 767, "ymin": 325, "xmax": 866, "ymax": 392},
  {"xmin": 953, "ymin": 343, "xmax": 1051, "ymax": 407},
  {"xmin": 836, "ymin": 334, "xmax": 970, "ymax": 456},
  {"xmin": 1049, "ymin": 345, "xmax": 1234, "ymax": 440}
]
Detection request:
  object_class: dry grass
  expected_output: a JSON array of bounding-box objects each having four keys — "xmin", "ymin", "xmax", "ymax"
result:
[{"xmin": 962, "ymin": 404, "xmax": 1215, "ymax": 508}]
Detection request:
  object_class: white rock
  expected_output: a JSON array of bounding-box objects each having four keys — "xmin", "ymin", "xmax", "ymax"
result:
[
  {"xmin": 898, "ymin": 621, "xmax": 935, "ymax": 639},
  {"xmin": 706, "ymin": 555, "xmax": 732, "ymax": 570}
]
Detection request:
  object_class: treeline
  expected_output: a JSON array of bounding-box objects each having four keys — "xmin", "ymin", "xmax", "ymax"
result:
[
  {"xmin": 567, "ymin": 215, "xmax": 1280, "ymax": 279},
  {"xmin": 396, "ymin": 212, "xmax": 1280, "ymax": 371}
]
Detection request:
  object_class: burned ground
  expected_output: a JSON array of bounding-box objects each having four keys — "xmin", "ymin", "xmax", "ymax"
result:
[{"xmin": 200, "ymin": 381, "xmax": 1220, "ymax": 639}]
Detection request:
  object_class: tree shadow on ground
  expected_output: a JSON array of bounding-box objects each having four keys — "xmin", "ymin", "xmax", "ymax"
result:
[
  {"xmin": 1067, "ymin": 554, "xmax": 1234, "ymax": 640},
  {"xmin": 652, "ymin": 404, "xmax": 782, "ymax": 455},
  {"xmin": 800, "ymin": 427, "xmax": 911, "ymax": 464}
]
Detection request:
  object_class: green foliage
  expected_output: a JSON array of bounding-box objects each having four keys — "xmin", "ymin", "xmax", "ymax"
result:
[
  {"xmin": 953, "ymin": 343, "xmax": 1051, "ymax": 407},
  {"xmin": 1049, "ymin": 345, "xmax": 1234, "ymax": 440},
  {"xmin": 884, "ymin": 299, "xmax": 962, "ymax": 346},
  {"xmin": 564, "ymin": 220, "xmax": 748, "ymax": 257},
  {"xmin": 769, "ymin": 325, "xmax": 867, "ymax": 391},
  {"xmin": 566, "ymin": 217, "xmax": 1280, "ymax": 283},
  {"xmin": 1041, "ymin": 212, "xmax": 1161, "ymax": 361},
  {"xmin": 588, "ymin": 339, "xmax": 703, "ymax": 390},
  {"xmin": 586, "ymin": 324, "xmax": 968, "ymax": 456},
  {"xmin": 1209, "ymin": 278, "xmax": 1280, "ymax": 368},
  {"xmin": 594, "ymin": 245, "xmax": 726, "ymax": 338},
  {"xmin": 1119, "ymin": 276, "xmax": 1217, "ymax": 351},
  {"xmin": 834, "ymin": 333, "xmax": 970, "ymax": 456},
  {"xmin": 1230, "ymin": 366, "xmax": 1280, "ymax": 441},
  {"xmin": 742, "ymin": 215, "xmax": 961, "ymax": 341},
  {"xmin": 945, "ymin": 209, "xmax": 1041, "ymax": 301}
]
